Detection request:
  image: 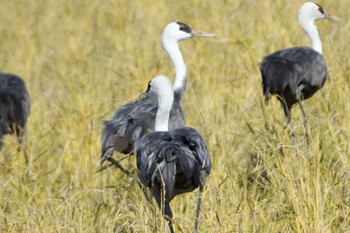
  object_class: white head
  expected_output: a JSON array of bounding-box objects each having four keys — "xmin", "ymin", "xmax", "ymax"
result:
[
  {"xmin": 298, "ymin": 2, "xmax": 326, "ymax": 22},
  {"xmin": 146, "ymin": 75, "xmax": 173, "ymax": 101},
  {"xmin": 162, "ymin": 22, "xmax": 215, "ymax": 43},
  {"xmin": 298, "ymin": 2, "xmax": 341, "ymax": 23}
]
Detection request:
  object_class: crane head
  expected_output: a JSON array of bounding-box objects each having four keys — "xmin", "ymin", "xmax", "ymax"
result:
[
  {"xmin": 299, "ymin": 2, "xmax": 341, "ymax": 22},
  {"xmin": 162, "ymin": 22, "xmax": 215, "ymax": 43}
]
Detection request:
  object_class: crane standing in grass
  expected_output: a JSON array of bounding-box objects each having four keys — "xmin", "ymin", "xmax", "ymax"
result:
[
  {"xmin": 101, "ymin": 22, "xmax": 215, "ymax": 172},
  {"xmin": 136, "ymin": 76, "xmax": 211, "ymax": 233},
  {"xmin": 260, "ymin": 2, "xmax": 340, "ymax": 127},
  {"xmin": 0, "ymin": 73, "xmax": 30, "ymax": 150}
]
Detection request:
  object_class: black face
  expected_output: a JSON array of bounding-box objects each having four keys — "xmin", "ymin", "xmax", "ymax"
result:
[
  {"xmin": 315, "ymin": 3, "xmax": 325, "ymax": 14},
  {"xmin": 177, "ymin": 22, "xmax": 192, "ymax": 33}
]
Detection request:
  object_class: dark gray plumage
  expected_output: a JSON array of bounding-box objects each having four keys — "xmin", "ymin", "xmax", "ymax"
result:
[
  {"xmin": 135, "ymin": 76, "xmax": 211, "ymax": 233},
  {"xmin": 136, "ymin": 128, "xmax": 210, "ymax": 233},
  {"xmin": 101, "ymin": 97, "xmax": 184, "ymax": 157},
  {"xmin": 0, "ymin": 73, "xmax": 30, "ymax": 149},
  {"xmin": 260, "ymin": 47, "xmax": 327, "ymax": 121}
]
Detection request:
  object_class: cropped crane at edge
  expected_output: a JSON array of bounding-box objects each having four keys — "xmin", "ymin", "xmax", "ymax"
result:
[{"xmin": 0, "ymin": 73, "xmax": 30, "ymax": 151}]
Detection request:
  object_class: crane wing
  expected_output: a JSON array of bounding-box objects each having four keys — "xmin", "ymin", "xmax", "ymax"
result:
[{"xmin": 136, "ymin": 127, "xmax": 211, "ymax": 198}]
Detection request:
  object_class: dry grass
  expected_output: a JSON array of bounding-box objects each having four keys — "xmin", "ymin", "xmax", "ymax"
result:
[{"xmin": 0, "ymin": 0, "xmax": 349, "ymax": 232}]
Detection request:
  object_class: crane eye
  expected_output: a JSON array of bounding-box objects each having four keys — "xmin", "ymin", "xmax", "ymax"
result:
[
  {"xmin": 314, "ymin": 3, "xmax": 325, "ymax": 14},
  {"xmin": 177, "ymin": 22, "xmax": 191, "ymax": 33},
  {"xmin": 318, "ymin": 6, "xmax": 324, "ymax": 14}
]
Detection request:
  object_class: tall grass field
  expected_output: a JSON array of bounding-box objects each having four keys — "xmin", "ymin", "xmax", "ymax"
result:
[{"xmin": 0, "ymin": 0, "xmax": 349, "ymax": 232}]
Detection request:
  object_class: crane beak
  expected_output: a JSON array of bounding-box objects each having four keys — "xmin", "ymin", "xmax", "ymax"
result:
[
  {"xmin": 325, "ymin": 14, "xmax": 341, "ymax": 21},
  {"xmin": 191, "ymin": 29, "xmax": 216, "ymax": 38}
]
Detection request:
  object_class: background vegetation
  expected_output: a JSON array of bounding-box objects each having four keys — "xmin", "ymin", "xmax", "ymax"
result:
[{"xmin": 0, "ymin": 0, "xmax": 349, "ymax": 232}]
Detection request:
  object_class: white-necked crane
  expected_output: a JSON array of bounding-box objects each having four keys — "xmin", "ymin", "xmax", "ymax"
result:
[
  {"xmin": 136, "ymin": 76, "xmax": 211, "ymax": 233},
  {"xmin": 260, "ymin": 2, "xmax": 340, "ymax": 126}
]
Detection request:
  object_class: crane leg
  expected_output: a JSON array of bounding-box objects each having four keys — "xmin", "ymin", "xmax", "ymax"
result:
[
  {"xmin": 298, "ymin": 100, "xmax": 310, "ymax": 145},
  {"xmin": 194, "ymin": 172, "xmax": 207, "ymax": 233},
  {"xmin": 17, "ymin": 127, "xmax": 29, "ymax": 165},
  {"xmin": 280, "ymin": 101, "xmax": 296, "ymax": 144},
  {"xmin": 281, "ymin": 101, "xmax": 292, "ymax": 124},
  {"xmin": 163, "ymin": 193, "xmax": 174, "ymax": 232},
  {"xmin": 152, "ymin": 184, "xmax": 175, "ymax": 233},
  {"xmin": 194, "ymin": 184, "xmax": 204, "ymax": 233},
  {"xmin": 279, "ymin": 97, "xmax": 292, "ymax": 125},
  {"xmin": 168, "ymin": 219, "xmax": 175, "ymax": 233},
  {"xmin": 136, "ymin": 176, "xmax": 153, "ymax": 204}
]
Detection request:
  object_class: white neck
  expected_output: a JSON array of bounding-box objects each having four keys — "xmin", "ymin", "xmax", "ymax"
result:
[
  {"xmin": 162, "ymin": 38, "xmax": 187, "ymax": 102},
  {"xmin": 299, "ymin": 17, "xmax": 323, "ymax": 54},
  {"xmin": 155, "ymin": 89, "xmax": 174, "ymax": 132}
]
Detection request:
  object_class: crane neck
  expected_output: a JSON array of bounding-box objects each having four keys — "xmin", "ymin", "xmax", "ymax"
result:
[
  {"xmin": 162, "ymin": 38, "xmax": 187, "ymax": 104},
  {"xmin": 298, "ymin": 17, "xmax": 323, "ymax": 54},
  {"xmin": 155, "ymin": 87, "xmax": 174, "ymax": 132}
]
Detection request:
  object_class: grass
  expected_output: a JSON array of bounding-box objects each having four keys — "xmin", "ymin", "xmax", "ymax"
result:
[{"xmin": 0, "ymin": 0, "xmax": 349, "ymax": 232}]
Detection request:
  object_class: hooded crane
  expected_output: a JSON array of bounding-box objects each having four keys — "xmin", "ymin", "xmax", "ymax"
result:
[
  {"xmin": 136, "ymin": 76, "xmax": 211, "ymax": 233},
  {"xmin": 101, "ymin": 22, "xmax": 214, "ymax": 171},
  {"xmin": 0, "ymin": 73, "xmax": 30, "ymax": 149},
  {"xmin": 260, "ymin": 2, "xmax": 340, "ymax": 124}
]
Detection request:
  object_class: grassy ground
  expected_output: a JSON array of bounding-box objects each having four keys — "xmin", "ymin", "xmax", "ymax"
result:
[{"xmin": 0, "ymin": 0, "xmax": 349, "ymax": 232}]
